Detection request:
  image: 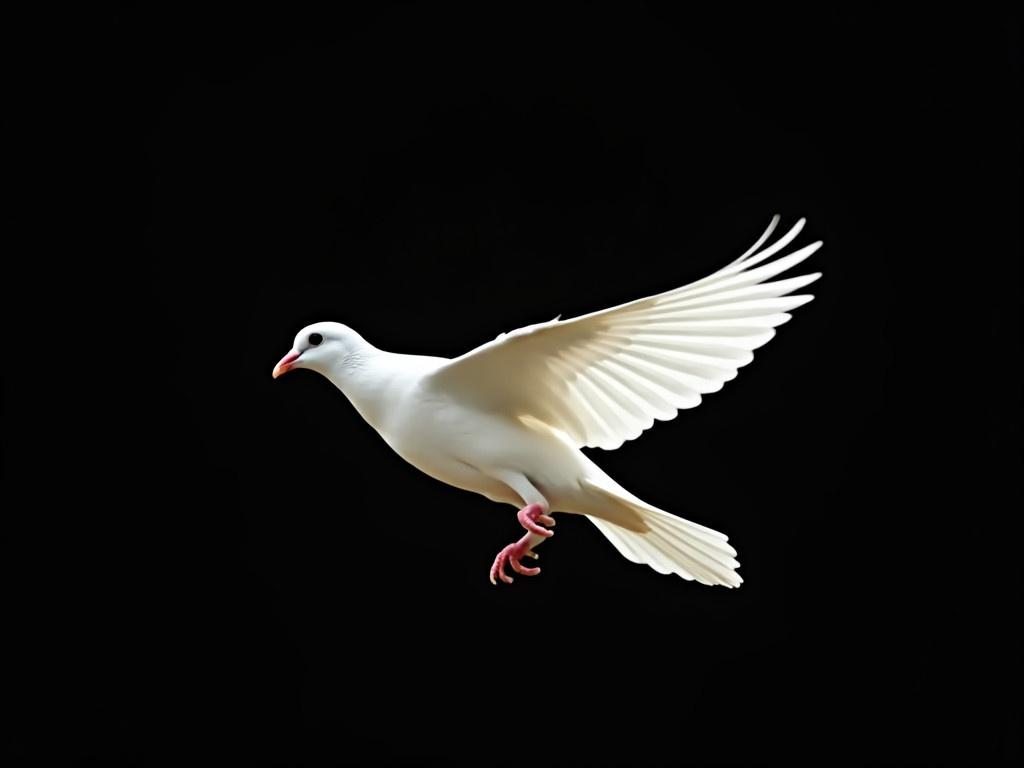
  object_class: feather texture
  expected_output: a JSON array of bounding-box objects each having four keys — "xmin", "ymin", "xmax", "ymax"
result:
[{"xmin": 426, "ymin": 216, "xmax": 822, "ymax": 450}]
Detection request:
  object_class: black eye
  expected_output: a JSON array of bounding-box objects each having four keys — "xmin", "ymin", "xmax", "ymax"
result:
[{"xmin": 308, "ymin": 333, "xmax": 324, "ymax": 347}]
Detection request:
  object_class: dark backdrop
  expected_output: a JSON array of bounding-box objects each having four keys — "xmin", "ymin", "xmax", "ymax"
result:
[{"xmin": 8, "ymin": 4, "xmax": 1019, "ymax": 766}]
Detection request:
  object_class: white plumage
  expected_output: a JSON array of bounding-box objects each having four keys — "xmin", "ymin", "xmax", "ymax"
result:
[{"xmin": 273, "ymin": 216, "xmax": 822, "ymax": 587}]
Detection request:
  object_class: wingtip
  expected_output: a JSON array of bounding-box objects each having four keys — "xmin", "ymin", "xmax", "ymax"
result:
[{"xmin": 791, "ymin": 293, "xmax": 817, "ymax": 307}]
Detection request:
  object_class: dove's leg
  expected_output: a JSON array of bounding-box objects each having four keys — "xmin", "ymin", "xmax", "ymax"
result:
[
  {"xmin": 517, "ymin": 503, "xmax": 557, "ymax": 537},
  {"xmin": 496, "ymin": 471, "xmax": 557, "ymax": 536},
  {"xmin": 489, "ymin": 472, "xmax": 555, "ymax": 585}
]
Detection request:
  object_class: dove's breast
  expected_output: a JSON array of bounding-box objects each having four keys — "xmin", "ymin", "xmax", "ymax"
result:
[{"xmin": 373, "ymin": 390, "xmax": 517, "ymax": 504}]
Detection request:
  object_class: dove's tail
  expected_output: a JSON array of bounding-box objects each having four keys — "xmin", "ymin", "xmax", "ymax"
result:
[{"xmin": 579, "ymin": 477, "xmax": 742, "ymax": 588}]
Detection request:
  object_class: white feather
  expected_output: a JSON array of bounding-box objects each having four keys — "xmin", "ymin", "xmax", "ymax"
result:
[{"xmin": 427, "ymin": 218, "xmax": 822, "ymax": 451}]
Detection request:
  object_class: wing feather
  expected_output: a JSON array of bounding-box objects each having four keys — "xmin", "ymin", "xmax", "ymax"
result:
[{"xmin": 426, "ymin": 217, "xmax": 822, "ymax": 449}]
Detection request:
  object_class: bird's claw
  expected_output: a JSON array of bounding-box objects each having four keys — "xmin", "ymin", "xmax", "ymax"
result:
[
  {"xmin": 518, "ymin": 503, "xmax": 556, "ymax": 537},
  {"xmin": 489, "ymin": 536, "xmax": 541, "ymax": 585}
]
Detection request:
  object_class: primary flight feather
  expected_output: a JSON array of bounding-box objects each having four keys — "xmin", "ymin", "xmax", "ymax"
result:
[{"xmin": 273, "ymin": 215, "xmax": 822, "ymax": 587}]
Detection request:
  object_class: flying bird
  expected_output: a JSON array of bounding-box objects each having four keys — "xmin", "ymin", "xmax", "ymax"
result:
[{"xmin": 273, "ymin": 216, "xmax": 822, "ymax": 587}]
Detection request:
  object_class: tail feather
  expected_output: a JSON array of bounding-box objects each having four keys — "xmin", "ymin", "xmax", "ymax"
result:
[
  {"xmin": 649, "ymin": 515, "xmax": 741, "ymax": 584},
  {"xmin": 584, "ymin": 489, "xmax": 742, "ymax": 588}
]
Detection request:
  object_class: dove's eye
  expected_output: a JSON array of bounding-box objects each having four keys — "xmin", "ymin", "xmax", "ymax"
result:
[{"xmin": 308, "ymin": 333, "xmax": 324, "ymax": 347}]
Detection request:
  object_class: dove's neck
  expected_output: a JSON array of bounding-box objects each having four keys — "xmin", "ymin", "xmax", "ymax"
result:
[{"xmin": 322, "ymin": 337, "xmax": 414, "ymax": 433}]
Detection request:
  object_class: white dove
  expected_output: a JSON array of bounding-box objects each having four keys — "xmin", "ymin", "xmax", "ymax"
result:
[{"xmin": 273, "ymin": 216, "xmax": 822, "ymax": 587}]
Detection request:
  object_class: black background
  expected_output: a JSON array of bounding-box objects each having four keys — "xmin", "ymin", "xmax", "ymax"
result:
[{"xmin": 8, "ymin": 4, "xmax": 1019, "ymax": 766}]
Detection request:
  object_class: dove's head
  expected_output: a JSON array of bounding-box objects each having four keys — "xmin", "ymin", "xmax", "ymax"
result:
[{"xmin": 272, "ymin": 322, "xmax": 367, "ymax": 379}]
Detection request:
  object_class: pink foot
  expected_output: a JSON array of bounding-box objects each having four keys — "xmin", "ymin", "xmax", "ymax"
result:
[
  {"xmin": 489, "ymin": 532, "xmax": 541, "ymax": 585},
  {"xmin": 518, "ymin": 503, "xmax": 556, "ymax": 537}
]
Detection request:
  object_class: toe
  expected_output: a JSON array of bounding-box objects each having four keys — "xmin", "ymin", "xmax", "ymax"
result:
[
  {"xmin": 490, "ymin": 551, "xmax": 508, "ymax": 585},
  {"xmin": 510, "ymin": 555, "xmax": 541, "ymax": 576},
  {"xmin": 527, "ymin": 521, "xmax": 554, "ymax": 537}
]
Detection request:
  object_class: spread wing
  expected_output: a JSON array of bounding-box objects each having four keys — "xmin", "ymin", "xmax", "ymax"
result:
[{"xmin": 426, "ymin": 216, "xmax": 823, "ymax": 450}]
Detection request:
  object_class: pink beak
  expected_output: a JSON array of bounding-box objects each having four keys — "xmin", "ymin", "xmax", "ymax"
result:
[{"xmin": 272, "ymin": 349, "xmax": 302, "ymax": 379}]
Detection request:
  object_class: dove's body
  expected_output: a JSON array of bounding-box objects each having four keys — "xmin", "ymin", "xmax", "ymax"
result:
[
  {"xmin": 274, "ymin": 216, "xmax": 823, "ymax": 587},
  {"xmin": 318, "ymin": 346, "xmax": 634, "ymax": 523}
]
